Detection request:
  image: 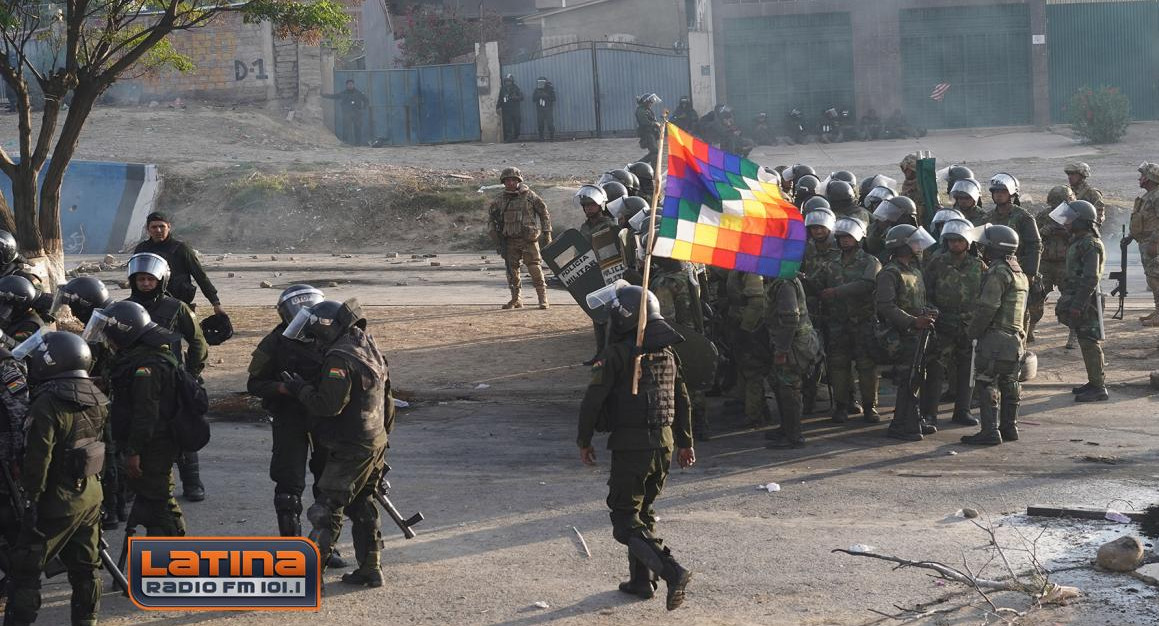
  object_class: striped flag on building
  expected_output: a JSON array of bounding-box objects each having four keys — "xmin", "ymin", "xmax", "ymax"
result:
[{"xmin": 930, "ymin": 82, "xmax": 951, "ymax": 101}]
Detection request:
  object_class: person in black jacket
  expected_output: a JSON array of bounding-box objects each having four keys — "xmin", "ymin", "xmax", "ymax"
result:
[{"xmin": 132, "ymin": 212, "xmax": 223, "ymax": 316}]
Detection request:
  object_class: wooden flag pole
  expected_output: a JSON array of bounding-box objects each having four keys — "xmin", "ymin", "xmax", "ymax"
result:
[{"xmin": 631, "ymin": 118, "xmax": 668, "ymax": 395}]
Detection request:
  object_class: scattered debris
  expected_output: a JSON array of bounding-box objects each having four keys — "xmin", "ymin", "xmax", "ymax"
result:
[
  {"xmin": 532, "ymin": 601, "xmax": 550, "ymax": 609},
  {"xmin": 757, "ymin": 482, "xmax": 780, "ymax": 493},
  {"xmin": 327, "ymin": 281, "xmax": 339, "ymax": 287},
  {"xmin": 392, "ymin": 398, "xmax": 410, "ymax": 409},
  {"xmin": 474, "ymin": 383, "xmax": 490, "ymax": 390},
  {"xmin": 270, "ymin": 255, "xmax": 277, "ymax": 261},
  {"xmin": 430, "ymin": 261, "xmax": 441, "ymax": 267},
  {"xmin": 962, "ymin": 507, "xmax": 980, "ymax": 519},
  {"xmin": 259, "ymin": 281, "xmax": 273, "ymax": 288},
  {"xmin": 395, "ymin": 281, "xmax": 409, "ymax": 287},
  {"xmin": 1133, "ymin": 563, "xmax": 1159, "ymax": 587},
  {"xmin": 1106, "ymin": 510, "xmax": 1132, "ymax": 524},
  {"xmin": 1080, "ymin": 454, "xmax": 1122, "ymax": 465},
  {"xmin": 572, "ymin": 526, "xmax": 591, "ymax": 558},
  {"xmin": 1096, "ymin": 536, "xmax": 1144, "ymax": 571},
  {"xmin": 386, "ymin": 252, "xmax": 399, "ymax": 258},
  {"xmin": 447, "ymin": 173, "xmax": 472, "ymax": 180},
  {"xmin": 227, "ymin": 272, "xmax": 236, "ymax": 278}
]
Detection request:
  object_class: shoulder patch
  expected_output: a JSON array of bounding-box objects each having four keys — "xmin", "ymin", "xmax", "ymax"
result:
[
  {"xmin": 327, "ymin": 367, "xmax": 348, "ymax": 380},
  {"xmin": 134, "ymin": 366, "xmax": 152, "ymax": 377}
]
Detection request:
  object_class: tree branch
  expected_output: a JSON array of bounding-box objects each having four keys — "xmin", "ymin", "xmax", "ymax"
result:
[{"xmin": 831, "ymin": 549, "xmax": 1026, "ymax": 591}]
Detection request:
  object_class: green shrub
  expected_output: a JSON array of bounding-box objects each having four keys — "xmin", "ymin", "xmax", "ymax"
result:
[{"xmin": 1067, "ymin": 86, "xmax": 1130, "ymax": 144}]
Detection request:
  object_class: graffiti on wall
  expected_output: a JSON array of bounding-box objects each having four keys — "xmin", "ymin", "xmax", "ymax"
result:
[{"xmin": 234, "ymin": 58, "xmax": 270, "ymax": 81}]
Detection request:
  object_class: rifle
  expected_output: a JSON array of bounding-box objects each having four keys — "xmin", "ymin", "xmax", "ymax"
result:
[
  {"xmin": 374, "ymin": 464, "xmax": 423, "ymax": 540},
  {"xmin": 1109, "ymin": 225, "xmax": 1128, "ymax": 320},
  {"xmin": 1, "ymin": 461, "xmax": 128, "ymax": 596},
  {"xmin": 906, "ymin": 307, "xmax": 939, "ymax": 407}
]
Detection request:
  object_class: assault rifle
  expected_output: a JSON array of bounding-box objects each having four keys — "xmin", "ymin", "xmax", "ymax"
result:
[
  {"xmin": 1109, "ymin": 225, "xmax": 1128, "ymax": 320},
  {"xmin": 905, "ymin": 307, "xmax": 940, "ymax": 408},
  {"xmin": 375, "ymin": 465, "xmax": 423, "ymax": 539},
  {"xmin": 1, "ymin": 461, "xmax": 128, "ymax": 596}
]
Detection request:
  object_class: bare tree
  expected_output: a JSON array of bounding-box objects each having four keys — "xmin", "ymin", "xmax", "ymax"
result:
[{"xmin": 0, "ymin": 0, "xmax": 350, "ymax": 278}]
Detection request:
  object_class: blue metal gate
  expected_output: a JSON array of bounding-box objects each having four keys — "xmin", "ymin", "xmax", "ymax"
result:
[
  {"xmin": 502, "ymin": 42, "xmax": 690, "ymax": 139},
  {"xmin": 334, "ymin": 63, "xmax": 480, "ymax": 146}
]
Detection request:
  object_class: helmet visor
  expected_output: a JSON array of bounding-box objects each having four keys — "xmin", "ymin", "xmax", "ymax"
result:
[
  {"xmin": 863, "ymin": 186, "xmax": 895, "ymax": 210},
  {"xmin": 939, "ymin": 220, "xmax": 981, "ymax": 244},
  {"xmin": 872, "ymin": 200, "xmax": 905, "ymax": 223},
  {"xmin": 834, "ymin": 218, "xmax": 866, "ymax": 241},
  {"xmin": 277, "ymin": 286, "xmax": 324, "ymax": 322},
  {"xmin": 585, "ymin": 279, "xmax": 630, "ymax": 311},
  {"xmin": 1050, "ymin": 202, "xmax": 1079, "ymax": 225},
  {"xmin": 804, "ymin": 209, "xmax": 836, "ymax": 231},
  {"xmin": 282, "ymin": 308, "xmax": 317, "ymax": 342},
  {"xmin": 606, "ymin": 197, "xmax": 628, "ymax": 219},
  {"xmin": 907, "ymin": 227, "xmax": 937, "ymax": 252},
  {"xmin": 989, "ymin": 173, "xmax": 1019, "ymax": 194},
  {"xmin": 950, "ymin": 180, "xmax": 981, "ymax": 202},
  {"xmin": 11, "ymin": 328, "xmax": 46, "ymax": 361},
  {"xmin": 80, "ymin": 309, "xmax": 111, "ymax": 344},
  {"xmin": 870, "ymin": 174, "xmax": 898, "ymax": 194},
  {"xmin": 931, "ymin": 209, "xmax": 964, "ymax": 228},
  {"xmin": 628, "ymin": 209, "xmax": 651, "ymax": 234},
  {"xmin": 127, "ymin": 253, "xmax": 170, "ymax": 281},
  {"xmin": 49, "ymin": 289, "xmax": 72, "ymax": 319}
]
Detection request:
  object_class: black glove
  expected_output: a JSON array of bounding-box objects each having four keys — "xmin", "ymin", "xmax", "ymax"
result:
[{"xmin": 279, "ymin": 371, "xmax": 308, "ymax": 397}]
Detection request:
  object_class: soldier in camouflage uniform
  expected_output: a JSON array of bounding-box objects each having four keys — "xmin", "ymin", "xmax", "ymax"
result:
[
  {"xmin": 899, "ymin": 153, "xmax": 938, "ymax": 226},
  {"xmin": 1126, "ymin": 162, "xmax": 1159, "ymax": 325},
  {"xmin": 982, "ymin": 174, "xmax": 1043, "ymax": 285},
  {"xmin": 799, "ymin": 208, "xmax": 838, "ymax": 415},
  {"xmin": 1065, "ymin": 162, "xmax": 1107, "ymax": 225},
  {"xmin": 0, "ymin": 339, "xmax": 29, "ymax": 569},
  {"xmin": 577, "ymin": 185, "xmax": 617, "ymax": 362},
  {"xmin": 920, "ymin": 219, "xmax": 983, "ymax": 427},
  {"xmin": 866, "ymin": 196, "xmax": 918, "ymax": 263},
  {"xmin": 489, "ymin": 167, "xmax": 553, "ymax": 310},
  {"xmin": 1033, "ymin": 186, "xmax": 1076, "ymax": 345},
  {"xmin": 1052, "ymin": 200, "xmax": 1108, "ymax": 402},
  {"xmin": 949, "ymin": 178, "xmax": 987, "ymax": 225},
  {"xmin": 818, "ymin": 218, "xmax": 881, "ymax": 423},
  {"xmin": 877, "ymin": 225, "xmax": 938, "ymax": 441},
  {"xmin": 825, "ymin": 180, "xmax": 871, "ymax": 225},
  {"xmin": 6, "ymin": 332, "xmax": 108, "ymax": 626},
  {"xmin": 577, "ymin": 285, "xmax": 694, "ymax": 611},
  {"xmin": 960, "ymin": 226, "xmax": 1028, "ymax": 445},
  {"xmin": 725, "ymin": 270, "xmax": 769, "ymax": 427},
  {"xmin": 763, "ymin": 276, "xmax": 820, "ymax": 448}
]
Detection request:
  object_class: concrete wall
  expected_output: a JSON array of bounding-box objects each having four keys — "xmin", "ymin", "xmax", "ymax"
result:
[
  {"xmin": 711, "ymin": 0, "xmax": 1049, "ymax": 127},
  {"xmin": 137, "ymin": 13, "xmax": 277, "ymax": 102},
  {"xmin": 687, "ymin": 0, "xmax": 714, "ymax": 114},
  {"xmin": 537, "ymin": 0, "xmax": 687, "ymax": 49},
  {"xmin": 476, "ymin": 41, "xmax": 503, "ymax": 143}
]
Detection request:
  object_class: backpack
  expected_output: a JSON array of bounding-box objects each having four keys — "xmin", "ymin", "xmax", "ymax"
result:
[{"xmin": 153, "ymin": 352, "xmax": 211, "ymax": 452}]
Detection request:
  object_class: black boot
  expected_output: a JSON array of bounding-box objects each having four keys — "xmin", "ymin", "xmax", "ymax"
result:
[
  {"xmin": 1070, "ymin": 382, "xmax": 1093, "ymax": 395},
  {"xmin": 999, "ymin": 401, "xmax": 1019, "ymax": 442},
  {"xmin": 274, "ymin": 493, "xmax": 302, "ymax": 537},
  {"xmin": 951, "ymin": 410, "xmax": 979, "ymax": 426},
  {"xmin": 628, "ymin": 536, "xmax": 693, "ymax": 611},
  {"xmin": 340, "ymin": 567, "xmax": 383, "ymax": 587},
  {"xmin": 961, "ymin": 399, "xmax": 1002, "ymax": 445},
  {"xmin": 1075, "ymin": 386, "xmax": 1109, "ymax": 402},
  {"xmin": 178, "ymin": 452, "xmax": 205, "ymax": 502},
  {"xmin": 617, "ymin": 553, "xmax": 656, "ymax": 599}
]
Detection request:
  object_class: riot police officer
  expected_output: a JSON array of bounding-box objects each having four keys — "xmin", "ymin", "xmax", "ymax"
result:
[
  {"xmin": 1051, "ymin": 200, "xmax": 1108, "ymax": 402},
  {"xmin": 983, "ymin": 173, "xmax": 1043, "ymax": 293},
  {"xmin": 763, "ymin": 275, "xmax": 821, "ymax": 448},
  {"xmin": 0, "ymin": 230, "xmax": 42, "ymax": 288},
  {"xmin": 0, "ymin": 275, "xmax": 47, "ymax": 346},
  {"xmin": 6, "ymin": 331, "xmax": 108, "ymax": 626},
  {"xmin": 961, "ymin": 225, "xmax": 1028, "ymax": 445},
  {"xmin": 949, "ymin": 178, "xmax": 987, "ymax": 225},
  {"xmin": 126, "ymin": 252, "xmax": 208, "ymax": 502},
  {"xmin": 282, "ymin": 298, "xmax": 392, "ymax": 586},
  {"xmin": 636, "ymin": 93, "xmax": 662, "ymax": 164},
  {"xmin": 246, "ymin": 286, "xmax": 347, "ymax": 568},
  {"xmin": 866, "ymin": 196, "xmax": 918, "ymax": 262},
  {"xmin": 577, "ymin": 284, "xmax": 694, "ymax": 610},
  {"xmin": 1034, "ymin": 186, "xmax": 1077, "ymax": 345}
]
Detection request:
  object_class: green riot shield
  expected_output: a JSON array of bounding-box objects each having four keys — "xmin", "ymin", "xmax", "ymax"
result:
[
  {"xmin": 916, "ymin": 154, "xmax": 939, "ymax": 229},
  {"xmin": 542, "ymin": 228, "xmax": 610, "ymax": 322}
]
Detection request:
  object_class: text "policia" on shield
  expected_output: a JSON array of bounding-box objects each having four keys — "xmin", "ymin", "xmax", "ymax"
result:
[{"xmin": 127, "ymin": 537, "xmax": 321, "ymax": 611}]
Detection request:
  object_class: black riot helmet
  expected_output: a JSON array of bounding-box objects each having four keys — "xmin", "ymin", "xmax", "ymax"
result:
[
  {"xmin": 825, "ymin": 180, "xmax": 856, "ymax": 208},
  {"xmin": 945, "ymin": 165, "xmax": 975, "ymax": 194},
  {"xmin": 598, "ymin": 169, "xmax": 640, "ymax": 196},
  {"xmin": 127, "ymin": 252, "xmax": 171, "ymax": 296},
  {"xmin": 0, "ymin": 275, "xmax": 37, "ymax": 324},
  {"xmin": 601, "ymin": 181, "xmax": 629, "ymax": 204},
  {"xmin": 794, "ymin": 174, "xmax": 822, "ymax": 199},
  {"xmin": 13, "ymin": 330, "xmax": 92, "ymax": 382},
  {"xmin": 790, "ymin": 164, "xmax": 816, "ymax": 182},
  {"xmin": 277, "ymin": 285, "xmax": 325, "ymax": 325},
  {"xmin": 800, "ymin": 196, "xmax": 832, "ymax": 214},
  {"xmin": 830, "ymin": 170, "xmax": 857, "ymax": 185},
  {"xmin": 83, "ymin": 300, "xmax": 156, "ymax": 349},
  {"xmin": 283, "ymin": 298, "xmax": 366, "ymax": 347},
  {"xmin": 52, "ymin": 276, "xmax": 113, "ymax": 324},
  {"xmin": 0, "ymin": 231, "xmax": 17, "ymax": 265},
  {"xmin": 627, "ymin": 162, "xmax": 655, "ymax": 187}
]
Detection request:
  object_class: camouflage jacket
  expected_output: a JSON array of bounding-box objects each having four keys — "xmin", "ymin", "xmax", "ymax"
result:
[
  {"xmin": 1036, "ymin": 207, "xmax": 1071, "ymax": 264},
  {"xmin": 1062, "ymin": 232, "xmax": 1105, "ymax": 306},
  {"xmin": 967, "ymin": 258, "xmax": 1028, "ymax": 341},
  {"xmin": 983, "ymin": 204, "xmax": 1043, "ymax": 276},
  {"xmin": 1072, "ymin": 181, "xmax": 1106, "ymax": 225},
  {"xmin": 876, "ymin": 259, "xmax": 926, "ymax": 331},
  {"xmin": 653, "ymin": 261, "xmax": 704, "ymax": 333},
  {"xmin": 726, "ymin": 270, "xmax": 766, "ymax": 332},
  {"xmin": 488, "ymin": 185, "xmax": 552, "ymax": 241},
  {"xmin": 821, "ymin": 248, "xmax": 880, "ymax": 324},
  {"xmin": 801, "ymin": 239, "xmax": 839, "ymax": 297},
  {"xmin": 1130, "ymin": 187, "xmax": 1159, "ymax": 249},
  {"xmin": 923, "ymin": 250, "xmax": 984, "ymax": 328}
]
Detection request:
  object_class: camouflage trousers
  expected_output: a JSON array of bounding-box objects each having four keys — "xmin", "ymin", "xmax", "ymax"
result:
[
  {"xmin": 734, "ymin": 347, "xmax": 771, "ymax": 425},
  {"xmin": 1143, "ymin": 246, "xmax": 1159, "ymax": 305},
  {"xmin": 768, "ymin": 360, "xmax": 805, "ymax": 441},
  {"xmin": 309, "ymin": 443, "xmax": 386, "ymax": 573},
  {"xmin": 826, "ymin": 321, "xmax": 878, "ymax": 415},
  {"xmin": 920, "ymin": 323, "xmax": 973, "ymax": 420},
  {"xmin": 504, "ymin": 238, "xmax": 546, "ymax": 299},
  {"xmin": 1029, "ymin": 261, "xmax": 1065, "ymax": 330},
  {"xmin": 607, "ymin": 447, "xmax": 670, "ymax": 545},
  {"xmin": 6, "ymin": 506, "xmax": 102, "ymax": 626}
]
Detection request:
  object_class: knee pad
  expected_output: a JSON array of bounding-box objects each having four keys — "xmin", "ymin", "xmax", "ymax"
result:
[{"xmin": 274, "ymin": 493, "xmax": 303, "ymax": 515}]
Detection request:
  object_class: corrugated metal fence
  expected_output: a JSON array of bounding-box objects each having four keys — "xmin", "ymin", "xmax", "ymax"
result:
[
  {"xmin": 335, "ymin": 63, "xmax": 480, "ymax": 146},
  {"xmin": 501, "ymin": 42, "xmax": 691, "ymax": 139},
  {"xmin": 1047, "ymin": 0, "xmax": 1159, "ymax": 122}
]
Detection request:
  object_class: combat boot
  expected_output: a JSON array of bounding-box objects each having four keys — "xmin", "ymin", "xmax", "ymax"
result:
[
  {"xmin": 178, "ymin": 452, "xmax": 205, "ymax": 502},
  {"xmin": 830, "ymin": 403, "xmax": 848, "ymax": 424},
  {"xmin": 1075, "ymin": 385, "xmax": 1109, "ymax": 402},
  {"xmin": 628, "ymin": 536, "xmax": 693, "ymax": 611},
  {"xmin": 618, "ymin": 554, "xmax": 657, "ymax": 599},
  {"xmin": 862, "ymin": 407, "xmax": 881, "ymax": 423},
  {"xmin": 340, "ymin": 567, "xmax": 384, "ymax": 588},
  {"xmin": 502, "ymin": 298, "xmax": 522, "ymax": 310},
  {"xmin": 999, "ymin": 401, "xmax": 1019, "ymax": 442},
  {"xmin": 1139, "ymin": 308, "xmax": 1159, "ymax": 323},
  {"xmin": 1065, "ymin": 329, "xmax": 1077, "ymax": 350},
  {"xmin": 960, "ymin": 401, "xmax": 1001, "ymax": 445},
  {"xmin": 1071, "ymin": 382, "xmax": 1093, "ymax": 394},
  {"xmin": 951, "ymin": 410, "xmax": 979, "ymax": 426},
  {"xmin": 536, "ymin": 287, "xmax": 549, "ymax": 310}
]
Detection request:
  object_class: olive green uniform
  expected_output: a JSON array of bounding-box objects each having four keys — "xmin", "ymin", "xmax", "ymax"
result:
[
  {"xmin": 1058, "ymin": 232, "xmax": 1106, "ymax": 386},
  {"xmin": 725, "ymin": 271, "xmax": 769, "ymax": 425},
  {"xmin": 764, "ymin": 278, "xmax": 820, "ymax": 443},
  {"xmin": 133, "ymin": 236, "xmax": 221, "ymax": 307},
  {"xmin": 1032, "ymin": 208, "xmax": 1071, "ymax": 335},
  {"xmin": 652, "ymin": 260, "xmax": 708, "ymax": 437},
  {"xmin": 1071, "ymin": 180, "xmax": 1106, "ymax": 225},
  {"xmin": 820, "ymin": 248, "xmax": 881, "ymax": 420},
  {"xmin": 876, "ymin": 259, "xmax": 928, "ymax": 436},
  {"xmin": 576, "ymin": 340, "xmax": 692, "ymax": 555},
  {"xmin": 800, "ymin": 240, "xmax": 838, "ymax": 413},
  {"xmin": 247, "ymin": 324, "xmax": 328, "ymax": 536},
  {"xmin": 982, "ymin": 203, "xmax": 1043, "ymax": 279},
  {"xmin": 488, "ymin": 184, "xmax": 552, "ymax": 305},
  {"xmin": 967, "ymin": 257, "xmax": 1028, "ymax": 439},
  {"xmin": 298, "ymin": 327, "xmax": 391, "ymax": 575},
  {"xmin": 110, "ymin": 343, "xmax": 185, "ymax": 536},
  {"xmin": 920, "ymin": 249, "xmax": 984, "ymax": 422},
  {"xmin": 7, "ymin": 378, "xmax": 108, "ymax": 626},
  {"xmin": 1129, "ymin": 186, "xmax": 1159, "ymax": 310}
]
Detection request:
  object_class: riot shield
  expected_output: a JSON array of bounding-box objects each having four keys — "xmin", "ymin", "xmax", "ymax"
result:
[{"xmin": 542, "ymin": 228, "xmax": 610, "ymax": 322}]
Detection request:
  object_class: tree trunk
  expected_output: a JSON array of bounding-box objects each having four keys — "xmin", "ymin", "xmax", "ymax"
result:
[
  {"xmin": 0, "ymin": 191, "xmax": 16, "ymax": 235},
  {"xmin": 11, "ymin": 164, "xmax": 43, "ymax": 253}
]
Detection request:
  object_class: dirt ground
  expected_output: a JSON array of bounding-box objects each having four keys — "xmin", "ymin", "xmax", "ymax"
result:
[{"xmin": 15, "ymin": 104, "xmax": 1159, "ymax": 624}]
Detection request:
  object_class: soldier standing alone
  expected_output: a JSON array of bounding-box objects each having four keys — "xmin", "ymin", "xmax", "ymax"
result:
[
  {"xmin": 636, "ymin": 94, "xmax": 662, "ymax": 165},
  {"xmin": 961, "ymin": 225, "xmax": 1028, "ymax": 445},
  {"xmin": 577, "ymin": 284, "xmax": 694, "ymax": 611},
  {"xmin": 1126, "ymin": 162, "xmax": 1159, "ymax": 326},
  {"xmin": 496, "ymin": 75, "xmax": 523, "ymax": 143},
  {"xmin": 532, "ymin": 77, "xmax": 556, "ymax": 142},
  {"xmin": 488, "ymin": 168, "xmax": 552, "ymax": 310}
]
